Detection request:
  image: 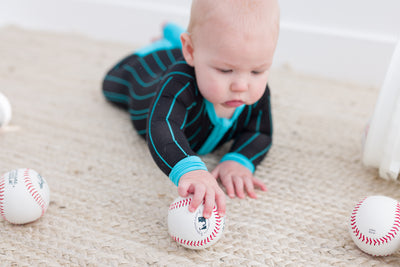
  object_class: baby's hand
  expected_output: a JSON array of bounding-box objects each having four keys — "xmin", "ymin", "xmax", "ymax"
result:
[
  {"xmin": 211, "ymin": 161, "xmax": 267, "ymax": 199},
  {"xmin": 178, "ymin": 170, "xmax": 226, "ymax": 219}
]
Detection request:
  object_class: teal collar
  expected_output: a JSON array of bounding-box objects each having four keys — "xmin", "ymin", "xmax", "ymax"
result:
[
  {"xmin": 204, "ymin": 99, "xmax": 245, "ymax": 127},
  {"xmin": 197, "ymin": 100, "xmax": 245, "ymax": 155}
]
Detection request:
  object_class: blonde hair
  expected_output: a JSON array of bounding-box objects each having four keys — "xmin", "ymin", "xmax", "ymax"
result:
[{"xmin": 187, "ymin": 0, "xmax": 280, "ymax": 40}]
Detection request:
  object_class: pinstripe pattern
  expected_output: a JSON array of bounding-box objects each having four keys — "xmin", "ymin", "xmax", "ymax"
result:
[{"xmin": 102, "ymin": 48, "xmax": 273, "ymax": 178}]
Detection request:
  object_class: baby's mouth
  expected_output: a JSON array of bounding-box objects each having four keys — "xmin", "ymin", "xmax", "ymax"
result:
[{"xmin": 223, "ymin": 100, "xmax": 245, "ymax": 108}]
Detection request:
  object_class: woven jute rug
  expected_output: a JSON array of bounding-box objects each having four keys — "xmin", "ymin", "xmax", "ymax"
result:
[{"xmin": 1, "ymin": 26, "xmax": 399, "ymax": 266}]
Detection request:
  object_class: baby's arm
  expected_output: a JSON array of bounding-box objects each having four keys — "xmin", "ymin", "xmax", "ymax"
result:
[
  {"xmin": 147, "ymin": 75, "xmax": 226, "ymax": 218},
  {"xmin": 213, "ymin": 86, "xmax": 272, "ymax": 198},
  {"xmin": 178, "ymin": 170, "xmax": 226, "ymax": 218}
]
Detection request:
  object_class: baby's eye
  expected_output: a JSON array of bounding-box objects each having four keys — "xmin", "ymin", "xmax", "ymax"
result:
[
  {"xmin": 217, "ymin": 68, "xmax": 232, "ymax": 73},
  {"xmin": 251, "ymin": 70, "xmax": 262, "ymax": 75}
]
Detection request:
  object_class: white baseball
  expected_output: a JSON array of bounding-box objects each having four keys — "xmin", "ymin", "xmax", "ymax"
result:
[
  {"xmin": 0, "ymin": 92, "xmax": 12, "ymax": 128},
  {"xmin": 0, "ymin": 168, "xmax": 50, "ymax": 224},
  {"xmin": 168, "ymin": 195, "xmax": 225, "ymax": 249},
  {"xmin": 349, "ymin": 195, "xmax": 400, "ymax": 256}
]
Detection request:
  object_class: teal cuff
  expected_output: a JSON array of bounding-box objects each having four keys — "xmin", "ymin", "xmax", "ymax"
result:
[
  {"xmin": 220, "ymin": 153, "xmax": 255, "ymax": 173},
  {"xmin": 169, "ymin": 156, "xmax": 208, "ymax": 186}
]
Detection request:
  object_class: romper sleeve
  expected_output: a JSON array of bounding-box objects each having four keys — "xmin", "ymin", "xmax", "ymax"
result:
[
  {"xmin": 147, "ymin": 75, "xmax": 208, "ymax": 186},
  {"xmin": 220, "ymin": 85, "xmax": 273, "ymax": 172}
]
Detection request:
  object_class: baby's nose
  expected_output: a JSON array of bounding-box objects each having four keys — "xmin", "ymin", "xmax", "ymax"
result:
[{"xmin": 230, "ymin": 79, "xmax": 248, "ymax": 92}]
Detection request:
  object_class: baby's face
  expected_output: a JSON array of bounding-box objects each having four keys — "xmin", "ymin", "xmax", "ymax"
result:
[{"xmin": 189, "ymin": 22, "xmax": 277, "ymax": 118}]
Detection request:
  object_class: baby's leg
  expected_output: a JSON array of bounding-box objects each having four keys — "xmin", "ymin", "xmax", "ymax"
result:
[
  {"xmin": 102, "ymin": 54, "xmax": 154, "ymax": 137},
  {"xmin": 102, "ymin": 23, "xmax": 185, "ymax": 136},
  {"xmin": 102, "ymin": 54, "xmax": 139, "ymax": 109},
  {"xmin": 103, "ymin": 49, "xmax": 180, "ymax": 137}
]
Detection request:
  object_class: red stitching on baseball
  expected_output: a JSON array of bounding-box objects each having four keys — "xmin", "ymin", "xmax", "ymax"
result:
[
  {"xmin": 23, "ymin": 169, "xmax": 47, "ymax": 217},
  {"xmin": 0, "ymin": 174, "xmax": 6, "ymax": 221},
  {"xmin": 351, "ymin": 198, "xmax": 400, "ymax": 248},
  {"xmin": 170, "ymin": 198, "xmax": 224, "ymax": 248}
]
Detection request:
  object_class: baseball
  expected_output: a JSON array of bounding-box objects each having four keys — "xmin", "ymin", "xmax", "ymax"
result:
[
  {"xmin": 168, "ymin": 195, "xmax": 225, "ymax": 249},
  {"xmin": 0, "ymin": 168, "xmax": 50, "ymax": 224},
  {"xmin": 349, "ymin": 195, "xmax": 400, "ymax": 256},
  {"xmin": 0, "ymin": 92, "xmax": 12, "ymax": 128}
]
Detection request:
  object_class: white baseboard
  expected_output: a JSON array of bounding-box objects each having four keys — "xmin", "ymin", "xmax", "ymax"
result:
[{"xmin": 1, "ymin": 0, "xmax": 398, "ymax": 87}]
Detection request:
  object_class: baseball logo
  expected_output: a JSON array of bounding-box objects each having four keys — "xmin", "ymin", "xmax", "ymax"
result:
[
  {"xmin": 168, "ymin": 195, "xmax": 225, "ymax": 249},
  {"xmin": 349, "ymin": 195, "xmax": 400, "ymax": 256},
  {"xmin": 194, "ymin": 208, "xmax": 210, "ymax": 236}
]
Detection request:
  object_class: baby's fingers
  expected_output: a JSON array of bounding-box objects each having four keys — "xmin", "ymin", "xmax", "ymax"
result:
[
  {"xmin": 215, "ymin": 190, "xmax": 226, "ymax": 217},
  {"xmin": 233, "ymin": 176, "xmax": 245, "ymax": 199},
  {"xmin": 252, "ymin": 176, "xmax": 268, "ymax": 192},
  {"xmin": 220, "ymin": 174, "xmax": 235, "ymax": 198},
  {"xmin": 243, "ymin": 176, "xmax": 257, "ymax": 199},
  {"xmin": 202, "ymin": 190, "xmax": 215, "ymax": 219},
  {"xmin": 189, "ymin": 185, "xmax": 206, "ymax": 213}
]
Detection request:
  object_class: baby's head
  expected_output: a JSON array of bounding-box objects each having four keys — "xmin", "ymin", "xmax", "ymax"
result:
[
  {"xmin": 187, "ymin": 0, "xmax": 279, "ymax": 43},
  {"xmin": 181, "ymin": 0, "xmax": 280, "ymax": 117}
]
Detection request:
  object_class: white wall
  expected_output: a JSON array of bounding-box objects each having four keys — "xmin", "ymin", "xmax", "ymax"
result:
[
  {"xmin": 277, "ymin": 0, "xmax": 400, "ymax": 87},
  {"xmin": 1, "ymin": 0, "xmax": 399, "ymax": 87},
  {"xmin": 0, "ymin": 0, "xmax": 191, "ymax": 45}
]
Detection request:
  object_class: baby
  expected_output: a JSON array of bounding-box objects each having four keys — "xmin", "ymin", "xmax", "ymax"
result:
[{"xmin": 102, "ymin": 0, "xmax": 280, "ymax": 218}]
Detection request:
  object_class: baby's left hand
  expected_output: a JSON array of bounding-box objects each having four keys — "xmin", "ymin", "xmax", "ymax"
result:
[{"xmin": 211, "ymin": 161, "xmax": 267, "ymax": 199}]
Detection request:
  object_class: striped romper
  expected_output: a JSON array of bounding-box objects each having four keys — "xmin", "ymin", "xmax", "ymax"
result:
[{"xmin": 102, "ymin": 23, "xmax": 273, "ymax": 186}]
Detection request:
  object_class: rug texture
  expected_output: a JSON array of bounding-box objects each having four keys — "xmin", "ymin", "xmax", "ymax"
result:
[{"xmin": 0, "ymin": 26, "xmax": 399, "ymax": 266}]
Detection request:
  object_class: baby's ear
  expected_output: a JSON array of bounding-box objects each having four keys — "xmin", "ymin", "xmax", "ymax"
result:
[{"xmin": 180, "ymin": 33, "xmax": 195, "ymax": 66}]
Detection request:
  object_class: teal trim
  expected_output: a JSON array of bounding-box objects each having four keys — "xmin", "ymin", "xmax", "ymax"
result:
[
  {"xmin": 166, "ymin": 49, "xmax": 176, "ymax": 63},
  {"xmin": 138, "ymin": 129, "xmax": 147, "ymax": 135},
  {"xmin": 256, "ymin": 110, "xmax": 262, "ymax": 131},
  {"xmin": 181, "ymin": 112, "xmax": 188, "ymax": 129},
  {"xmin": 221, "ymin": 152, "xmax": 255, "ymax": 173},
  {"xmin": 169, "ymin": 156, "xmax": 208, "ymax": 186},
  {"xmin": 186, "ymin": 102, "xmax": 197, "ymax": 110},
  {"xmin": 138, "ymin": 57, "xmax": 157, "ymax": 78},
  {"xmin": 250, "ymin": 143, "xmax": 272, "ymax": 161},
  {"xmin": 103, "ymin": 91, "xmax": 129, "ymax": 104},
  {"xmin": 171, "ymin": 60, "xmax": 187, "ymax": 65},
  {"xmin": 181, "ymin": 102, "xmax": 197, "ymax": 128},
  {"xmin": 129, "ymin": 108, "xmax": 149, "ymax": 115},
  {"xmin": 268, "ymin": 95, "xmax": 273, "ymax": 135},
  {"xmin": 165, "ymin": 70, "xmax": 195, "ymax": 80},
  {"xmin": 152, "ymin": 52, "xmax": 167, "ymax": 71},
  {"xmin": 148, "ymin": 77, "xmax": 174, "ymax": 169},
  {"xmin": 105, "ymin": 75, "xmax": 157, "ymax": 100},
  {"xmin": 235, "ymin": 133, "xmax": 260, "ymax": 153},
  {"xmin": 186, "ymin": 102, "xmax": 204, "ymax": 127},
  {"xmin": 227, "ymin": 119, "xmax": 238, "ymax": 140},
  {"xmin": 244, "ymin": 106, "xmax": 252, "ymax": 127},
  {"xmin": 131, "ymin": 114, "xmax": 147, "ymax": 120},
  {"xmin": 166, "ymin": 82, "xmax": 191, "ymax": 156},
  {"xmin": 123, "ymin": 65, "xmax": 162, "ymax": 87},
  {"xmin": 197, "ymin": 100, "xmax": 245, "ymax": 155},
  {"xmin": 187, "ymin": 127, "xmax": 202, "ymax": 142},
  {"xmin": 190, "ymin": 141, "xmax": 199, "ymax": 150}
]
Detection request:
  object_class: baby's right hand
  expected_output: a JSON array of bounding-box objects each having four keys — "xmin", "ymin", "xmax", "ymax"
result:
[{"xmin": 178, "ymin": 170, "xmax": 226, "ymax": 219}]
